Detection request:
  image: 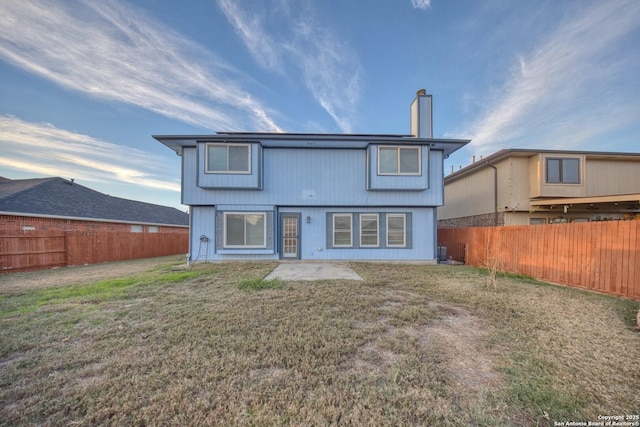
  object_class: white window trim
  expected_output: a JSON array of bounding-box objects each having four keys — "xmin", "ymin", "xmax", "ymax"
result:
[
  {"xmin": 223, "ymin": 212, "xmax": 267, "ymax": 249},
  {"xmin": 359, "ymin": 213, "xmax": 379, "ymax": 247},
  {"xmin": 333, "ymin": 213, "xmax": 353, "ymax": 247},
  {"xmin": 377, "ymin": 146, "xmax": 421, "ymax": 176},
  {"xmin": 205, "ymin": 143, "xmax": 252, "ymax": 174},
  {"xmin": 386, "ymin": 214, "xmax": 406, "ymax": 247}
]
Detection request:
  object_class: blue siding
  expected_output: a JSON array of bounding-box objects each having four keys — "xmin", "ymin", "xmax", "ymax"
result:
[
  {"xmin": 183, "ymin": 143, "xmax": 443, "ymax": 261},
  {"xmin": 278, "ymin": 207, "xmax": 435, "ymax": 261},
  {"xmin": 182, "ymin": 146, "xmax": 444, "ymax": 207},
  {"xmin": 189, "ymin": 206, "xmax": 216, "ymax": 262},
  {"xmin": 189, "ymin": 205, "xmax": 436, "ymax": 262}
]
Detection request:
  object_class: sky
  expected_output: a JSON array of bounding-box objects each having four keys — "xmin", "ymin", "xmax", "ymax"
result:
[{"xmin": 1, "ymin": 0, "xmax": 639, "ymax": 211}]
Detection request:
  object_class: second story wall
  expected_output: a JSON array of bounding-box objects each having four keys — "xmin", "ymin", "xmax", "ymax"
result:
[
  {"xmin": 504, "ymin": 157, "xmax": 531, "ymax": 210},
  {"xmin": 585, "ymin": 158, "xmax": 640, "ymax": 196},
  {"xmin": 181, "ymin": 144, "xmax": 445, "ymax": 207},
  {"xmin": 529, "ymin": 154, "xmax": 586, "ymax": 198},
  {"xmin": 439, "ymin": 166, "xmax": 495, "ymax": 219},
  {"xmin": 439, "ymin": 156, "xmax": 532, "ymax": 221}
]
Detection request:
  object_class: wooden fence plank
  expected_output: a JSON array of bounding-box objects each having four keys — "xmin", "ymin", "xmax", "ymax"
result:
[
  {"xmin": 619, "ymin": 221, "xmax": 630, "ymax": 297},
  {"xmin": 629, "ymin": 222, "xmax": 639, "ymax": 299}
]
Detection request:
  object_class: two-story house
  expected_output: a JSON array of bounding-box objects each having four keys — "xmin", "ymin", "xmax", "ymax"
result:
[
  {"xmin": 438, "ymin": 149, "xmax": 640, "ymax": 227},
  {"xmin": 154, "ymin": 90, "xmax": 469, "ymax": 262}
]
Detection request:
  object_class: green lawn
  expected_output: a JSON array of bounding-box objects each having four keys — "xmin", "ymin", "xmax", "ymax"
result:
[{"xmin": 1, "ymin": 259, "xmax": 638, "ymax": 426}]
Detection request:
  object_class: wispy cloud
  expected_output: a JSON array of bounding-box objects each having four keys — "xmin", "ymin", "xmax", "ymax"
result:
[
  {"xmin": 217, "ymin": 0, "xmax": 361, "ymax": 132},
  {"xmin": 458, "ymin": 0, "xmax": 640, "ymax": 155},
  {"xmin": 0, "ymin": 0, "xmax": 282, "ymax": 132},
  {"xmin": 0, "ymin": 116, "xmax": 180, "ymax": 192},
  {"xmin": 411, "ymin": 0, "xmax": 432, "ymax": 10}
]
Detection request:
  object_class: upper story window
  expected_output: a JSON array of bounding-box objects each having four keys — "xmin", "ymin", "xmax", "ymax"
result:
[
  {"xmin": 546, "ymin": 158, "xmax": 580, "ymax": 184},
  {"xmin": 378, "ymin": 146, "xmax": 421, "ymax": 175},
  {"xmin": 206, "ymin": 143, "xmax": 251, "ymax": 174}
]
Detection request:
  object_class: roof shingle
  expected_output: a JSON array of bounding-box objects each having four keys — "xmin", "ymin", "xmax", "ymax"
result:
[{"xmin": 0, "ymin": 177, "xmax": 188, "ymax": 226}]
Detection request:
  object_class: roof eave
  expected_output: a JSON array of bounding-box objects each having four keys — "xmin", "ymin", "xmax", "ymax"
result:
[{"xmin": 153, "ymin": 133, "xmax": 470, "ymax": 156}]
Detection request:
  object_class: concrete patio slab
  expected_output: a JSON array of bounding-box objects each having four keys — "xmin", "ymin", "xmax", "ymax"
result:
[{"xmin": 264, "ymin": 262, "xmax": 363, "ymax": 281}]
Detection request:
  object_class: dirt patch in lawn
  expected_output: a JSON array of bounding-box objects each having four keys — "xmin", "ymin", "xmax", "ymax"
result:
[
  {"xmin": 424, "ymin": 303, "xmax": 502, "ymax": 391},
  {"xmin": 351, "ymin": 290, "xmax": 502, "ymax": 396}
]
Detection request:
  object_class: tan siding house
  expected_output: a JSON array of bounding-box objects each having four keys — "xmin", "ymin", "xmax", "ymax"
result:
[{"xmin": 438, "ymin": 149, "xmax": 640, "ymax": 227}]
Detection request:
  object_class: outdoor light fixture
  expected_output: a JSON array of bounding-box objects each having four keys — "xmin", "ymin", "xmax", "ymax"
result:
[{"xmin": 306, "ymin": 216, "xmax": 311, "ymax": 224}]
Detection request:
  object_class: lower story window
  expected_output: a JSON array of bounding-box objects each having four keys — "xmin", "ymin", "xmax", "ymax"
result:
[
  {"xmin": 360, "ymin": 214, "xmax": 379, "ymax": 247},
  {"xmin": 333, "ymin": 214, "xmax": 352, "ymax": 247},
  {"xmin": 327, "ymin": 211, "xmax": 411, "ymax": 249},
  {"xmin": 387, "ymin": 214, "xmax": 406, "ymax": 247},
  {"xmin": 224, "ymin": 212, "xmax": 266, "ymax": 248}
]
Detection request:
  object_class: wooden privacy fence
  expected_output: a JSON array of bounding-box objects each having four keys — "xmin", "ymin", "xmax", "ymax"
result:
[
  {"xmin": 1, "ymin": 230, "xmax": 189, "ymax": 273},
  {"xmin": 438, "ymin": 221, "xmax": 640, "ymax": 300}
]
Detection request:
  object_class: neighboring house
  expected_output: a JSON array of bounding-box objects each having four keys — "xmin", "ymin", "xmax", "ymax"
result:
[
  {"xmin": 0, "ymin": 176, "xmax": 189, "ymax": 232},
  {"xmin": 154, "ymin": 90, "xmax": 469, "ymax": 262},
  {"xmin": 438, "ymin": 149, "xmax": 640, "ymax": 227}
]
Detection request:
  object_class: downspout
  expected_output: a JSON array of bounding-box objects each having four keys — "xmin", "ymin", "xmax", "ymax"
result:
[{"xmin": 486, "ymin": 163, "xmax": 498, "ymax": 226}]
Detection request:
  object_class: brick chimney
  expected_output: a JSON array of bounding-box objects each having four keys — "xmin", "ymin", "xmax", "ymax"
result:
[{"xmin": 410, "ymin": 88, "xmax": 433, "ymax": 138}]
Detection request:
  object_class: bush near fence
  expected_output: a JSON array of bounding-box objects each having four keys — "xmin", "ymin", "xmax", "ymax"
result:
[
  {"xmin": 0, "ymin": 230, "xmax": 189, "ymax": 273},
  {"xmin": 438, "ymin": 220, "xmax": 640, "ymax": 300}
]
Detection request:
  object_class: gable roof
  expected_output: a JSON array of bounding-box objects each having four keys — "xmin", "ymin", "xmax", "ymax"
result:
[{"xmin": 0, "ymin": 177, "xmax": 188, "ymax": 226}]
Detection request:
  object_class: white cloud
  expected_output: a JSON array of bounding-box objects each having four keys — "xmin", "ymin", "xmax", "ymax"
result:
[
  {"xmin": 217, "ymin": 0, "xmax": 282, "ymax": 71},
  {"xmin": 411, "ymin": 0, "xmax": 431, "ymax": 10},
  {"xmin": 459, "ymin": 0, "xmax": 640, "ymax": 155},
  {"xmin": 0, "ymin": 115, "xmax": 180, "ymax": 193},
  {"xmin": 217, "ymin": 0, "xmax": 362, "ymax": 133},
  {"xmin": 0, "ymin": 0, "xmax": 282, "ymax": 132}
]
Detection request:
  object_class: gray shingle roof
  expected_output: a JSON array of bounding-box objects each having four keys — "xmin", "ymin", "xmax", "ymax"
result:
[{"xmin": 0, "ymin": 177, "xmax": 188, "ymax": 226}]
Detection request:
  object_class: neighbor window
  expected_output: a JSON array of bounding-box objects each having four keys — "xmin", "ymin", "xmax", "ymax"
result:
[
  {"xmin": 130, "ymin": 225, "xmax": 143, "ymax": 233},
  {"xmin": 333, "ymin": 214, "xmax": 352, "ymax": 247},
  {"xmin": 360, "ymin": 214, "xmax": 379, "ymax": 247},
  {"xmin": 224, "ymin": 212, "xmax": 266, "ymax": 248},
  {"xmin": 148, "ymin": 226, "xmax": 159, "ymax": 233},
  {"xmin": 546, "ymin": 158, "xmax": 580, "ymax": 184},
  {"xmin": 206, "ymin": 143, "xmax": 251, "ymax": 174},
  {"xmin": 378, "ymin": 146, "xmax": 420, "ymax": 175},
  {"xmin": 386, "ymin": 214, "xmax": 406, "ymax": 247}
]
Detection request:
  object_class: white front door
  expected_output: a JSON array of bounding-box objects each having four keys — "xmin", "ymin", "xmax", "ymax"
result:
[{"xmin": 281, "ymin": 215, "xmax": 300, "ymax": 259}]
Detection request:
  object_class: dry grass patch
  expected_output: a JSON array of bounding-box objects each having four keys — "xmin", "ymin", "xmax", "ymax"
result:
[{"xmin": 1, "ymin": 259, "xmax": 638, "ymax": 426}]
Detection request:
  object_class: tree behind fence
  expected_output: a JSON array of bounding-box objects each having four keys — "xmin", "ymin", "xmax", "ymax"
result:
[
  {"xmin": 1, "ymin": 230, "xmax": 189, "ymax": 273},
  {"xmin": 438, "ymin": 220, "xmax": 639, "ymax": 300}
]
